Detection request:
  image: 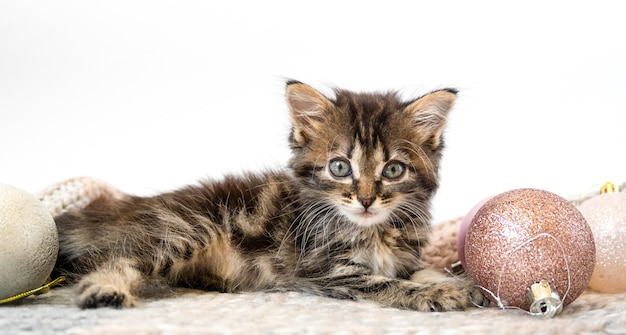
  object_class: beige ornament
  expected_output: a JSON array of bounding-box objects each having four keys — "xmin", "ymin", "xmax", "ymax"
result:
[{"xmin": 0, "ymin": 184, "xmax": 58, "ymax": 300}]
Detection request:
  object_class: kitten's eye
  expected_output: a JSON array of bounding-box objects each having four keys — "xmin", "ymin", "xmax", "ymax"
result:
[
  {"xmin": 382, "ymin": 162, "xmax": 406, "ymax": 180},
  {"xmin": 329, "ymin": 159, "xmax": 352, "ymax": 178}
]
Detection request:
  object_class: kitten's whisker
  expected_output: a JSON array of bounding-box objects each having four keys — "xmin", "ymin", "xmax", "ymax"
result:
[{"xmin": 393, "ymin": 207, "xmax": 423, "ymax": 243}]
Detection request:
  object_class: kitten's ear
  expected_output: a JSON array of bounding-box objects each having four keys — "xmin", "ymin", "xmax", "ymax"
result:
[
  {"xmin": 404, "ymin": 89, "xmax": 457, "ymax": 150},
  {"xmin": 286, "ymin": 81, "xmax": 333, "ymax": 146}
]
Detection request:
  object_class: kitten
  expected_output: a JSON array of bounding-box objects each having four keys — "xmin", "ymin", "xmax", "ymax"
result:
[{"xmin": 53, "ymin": 81, "xmax": 487, "ymax": 311}]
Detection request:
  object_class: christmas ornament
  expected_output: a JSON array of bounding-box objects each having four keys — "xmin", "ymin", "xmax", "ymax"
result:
[
  {"xmin": 577, "ymin": 182, "xmax": 626, "ymax": 293},
  {"xmin": 0, "ymin": 184, "xmax": 59, "ymax": 302},
  {"xmin": 457, "ymin": 196, "xmax": 493, "ymax": 269},
  {"xmin": 463, "ymin": 188, "xmax": 595, "ymax": 318}
]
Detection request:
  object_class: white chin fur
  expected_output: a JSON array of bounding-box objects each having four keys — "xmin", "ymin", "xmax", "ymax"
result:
[{"xmin": 341, "ymin": 207, "xmax": 390, "ymax": 227}]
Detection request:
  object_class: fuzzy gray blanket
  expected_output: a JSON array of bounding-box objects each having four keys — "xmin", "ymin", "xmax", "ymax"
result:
[{"xmin": 3, "ymin": 286, "xmax": 626, "ymax": 334}]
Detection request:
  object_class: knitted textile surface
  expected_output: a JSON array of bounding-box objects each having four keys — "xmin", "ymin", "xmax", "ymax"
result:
[
  {"xmin": 0, "ymin": 177, "xmax": 622, "ymax": 335},
  {"xmin": 38, "ymin": 177, "xmax": 129, "ymax": 218}
]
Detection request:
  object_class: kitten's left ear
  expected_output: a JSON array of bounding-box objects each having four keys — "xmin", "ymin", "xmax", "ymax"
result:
[{"xmin": 404, "ymin": 89, "xmax": 457, "ymax": 150}]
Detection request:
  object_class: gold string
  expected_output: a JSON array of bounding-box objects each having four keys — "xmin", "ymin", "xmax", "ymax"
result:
[{"xmin": 0, "ymin": 276, "xmax": 65, "ymax": 304}]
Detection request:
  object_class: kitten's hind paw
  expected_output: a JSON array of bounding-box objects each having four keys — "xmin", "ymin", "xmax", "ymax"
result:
[{"xmin": 76, "ymin": 282, "xmax": 138, "ymax": 309}]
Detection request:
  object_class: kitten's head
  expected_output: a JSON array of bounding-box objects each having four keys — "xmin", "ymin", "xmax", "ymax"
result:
[{"xmin": 286, "ymin": 81, "xmax": 456, "ymax": 228}]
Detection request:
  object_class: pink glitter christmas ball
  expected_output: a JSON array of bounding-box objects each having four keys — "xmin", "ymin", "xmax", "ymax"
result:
[
  {"xmin": 458, "ymin": 196, "xmax": 493, "ymax": 268},
  {"xmin": 464, "ymin": 188, "xmax": 595, "ymax": 311}
]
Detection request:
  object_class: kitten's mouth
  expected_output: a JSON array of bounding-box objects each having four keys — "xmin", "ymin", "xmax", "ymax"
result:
[
  {"xmin": 359, "ymin": 211, "xmax": 375, "ymax": 218},
  {"xmin": 342, "ymin": 207, "xmax": 389, "ymax": 227}
]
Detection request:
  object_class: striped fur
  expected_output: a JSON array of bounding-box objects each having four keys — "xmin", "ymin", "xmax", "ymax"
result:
[{"xmin": 53, "ymin": 81, "xmax": 487, "ymax": 311}]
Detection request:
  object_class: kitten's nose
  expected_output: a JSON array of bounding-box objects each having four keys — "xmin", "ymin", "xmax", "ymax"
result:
[{"xmin": 358, "ymin": 196, "xmax": 375, "ymax": 209}]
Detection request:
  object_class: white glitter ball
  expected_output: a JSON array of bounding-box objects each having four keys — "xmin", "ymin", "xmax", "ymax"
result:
[{"xmin": 578, "ymin": 192, "xmax": 626, "ymax": 293}]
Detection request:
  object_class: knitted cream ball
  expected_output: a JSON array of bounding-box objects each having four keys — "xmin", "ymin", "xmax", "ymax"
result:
[{"xmin": 0, "ymin": 184, "xmax": 58, "ymax": 300}]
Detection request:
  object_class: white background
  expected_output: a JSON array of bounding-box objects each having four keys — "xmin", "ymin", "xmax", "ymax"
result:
[{"xmin": 1, "ymin": 1, "xmax": 625, "ymax": 222}]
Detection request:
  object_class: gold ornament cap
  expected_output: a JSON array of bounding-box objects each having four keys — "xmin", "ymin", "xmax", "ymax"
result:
[
  {"xmin": 526, "ymin": 279, "xmax": 563, "ymax": 318},
  {"xmin": 600, "ymin": 182, "xmax": 620, "ymax": 194}
]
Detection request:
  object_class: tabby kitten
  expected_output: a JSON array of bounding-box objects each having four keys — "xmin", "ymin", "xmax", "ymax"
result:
[{"xmin": 53, "ymin": 81, "xmax": 487, "ymax": 311}]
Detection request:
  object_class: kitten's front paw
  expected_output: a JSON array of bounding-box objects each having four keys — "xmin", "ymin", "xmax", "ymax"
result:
[
  {"xmin": 75, "ymin": 281, "xmax": 137, "ymax": 309},
  {"xmin": 409, "ymin": 278, "xmax": 489, "ymax": 312}
]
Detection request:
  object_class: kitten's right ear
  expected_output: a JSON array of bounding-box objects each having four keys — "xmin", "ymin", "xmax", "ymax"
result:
[
  {"xmin": 286, "ymin": 81, "xmax": 333, "ymax": 146},
  {"xmin": 403, "ymin": 89, "xmax": 457, "ymax": 150}
]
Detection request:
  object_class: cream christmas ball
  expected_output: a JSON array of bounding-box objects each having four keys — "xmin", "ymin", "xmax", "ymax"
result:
[
  {"xmin": 0, "ymin": 184, "xmax": 58, "ymax": 300},
  {"xmin": 578, "ymin": 192, "xmax": 626, "ymax": 293}
]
